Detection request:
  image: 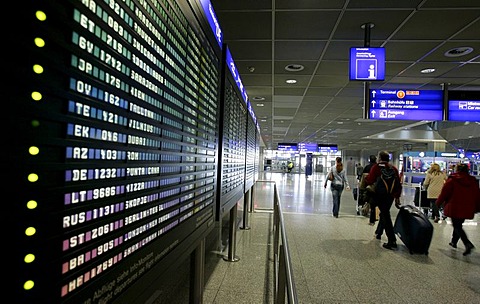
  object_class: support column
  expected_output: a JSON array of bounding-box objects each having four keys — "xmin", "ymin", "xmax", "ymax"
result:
[{"xmin": 428, "ymin": 142, "xmax": 446, "ymax": 152}]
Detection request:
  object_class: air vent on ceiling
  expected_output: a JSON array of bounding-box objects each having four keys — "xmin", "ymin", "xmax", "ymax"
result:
[
  {"xmin": 444, "ymin": 47, "xmax": 473, "ymax": 57},
  {"xmin": 285, "ymin": 64, "xmax": 304, "ymax": 72}
]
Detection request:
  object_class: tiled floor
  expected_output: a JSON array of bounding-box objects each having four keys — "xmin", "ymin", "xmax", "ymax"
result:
[{"xmin": 203, "ymin": 171, "xmax": 480, "ymax": 304}]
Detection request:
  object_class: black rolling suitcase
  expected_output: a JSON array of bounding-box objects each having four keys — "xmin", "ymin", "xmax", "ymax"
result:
[
  {"xmin": 413, "ymin": 187, "xmax": 429, "ymax": 208},
  {"xmin": 393, "ymin": 205, "xmax": 433, "ymax": 255}
]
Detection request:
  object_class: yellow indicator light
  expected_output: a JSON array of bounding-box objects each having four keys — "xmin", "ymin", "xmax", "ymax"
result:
[
  {"xmin": 24, "ymin": 280, "xmax": 35, "ymax": 291},
  {"xmin": 33, "ymin": 64, "xmax": 44, "ymax": 74},
  {"xmin": 27, "ymin": 200, "xmax": 38, "ymax": 209},
  {"xmin": 28, "ymin": 173, "xmax": 39, "ymax": 182},
  {"xmin": 36, "ymin": 11, "xmax": 46, "ymax": 21},
  {"xmin": 31, "ymin": 92, "xmax": 42, "ymax": 101},
  {"xmin": 25, "ymin": 227, "xmax": 36, "ymax": 236},
  {"xmin": 24, "ymin": 254, "xmax": 36, "ymax": 263},
  {"xmin": 29, "ymin": 146, "xmax": 40, "ymax": 156},
  {"xmin": 34, "ymin": 37, "xmax": 45, "ymax": 47}
]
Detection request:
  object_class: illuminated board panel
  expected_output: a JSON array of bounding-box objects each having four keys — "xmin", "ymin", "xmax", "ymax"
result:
[
  {"xmin": 220, "ymin": 82, "xmax": 246, "ymax": 202},
  {"xmin": 14, "ymin": 0, "xmax": 219, "ymax": 302},
  {"xmin": 448, "ymin": 90, "xmax": 480, "ymax": 122},
  {"xmin": 318, "ymin": 144, "xmax": 338, "ymax": 153},
  {"xmin": 298, "ymin": 142, "xmax": 318, "ymax": 153},
  {"xmin": 368, "ymin": 89, "xmax": 443, "ymax": 120},
  {"xmin": 277, "ymin": 143, "xmax": 298, "ymax": 151},
  {"xmin": 245, "ymin": 116, "xmax": 257, "ymax": 190}
]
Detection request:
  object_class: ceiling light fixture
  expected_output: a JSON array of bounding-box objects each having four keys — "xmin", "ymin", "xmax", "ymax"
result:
[
  {"xmin": 421, "ymin": 68, "xmax": 435, "ymax": 74},
  {"xmin": 285, "ymin": 79, "xmax": 297, "ymax": 84},
  {"xmin": 256, "ymin": 103, "xmax": 264, "ymax": 107}
]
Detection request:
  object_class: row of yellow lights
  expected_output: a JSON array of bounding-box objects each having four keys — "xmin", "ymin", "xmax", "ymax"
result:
[{"xmin": 23, "ymin": 9, "xmax": 48, "ymax": 293}]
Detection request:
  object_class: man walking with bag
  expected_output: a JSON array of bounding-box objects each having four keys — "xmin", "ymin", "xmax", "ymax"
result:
[{"xmin": 365, "ymin": 151, "xmax": 402, "ymax": 250}]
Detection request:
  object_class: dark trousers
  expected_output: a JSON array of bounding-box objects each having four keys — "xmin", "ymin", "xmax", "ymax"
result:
[
  {"xmin": 368, "ymin": 196, "xmax": 377, "ymax": 224},
  {"xmin": 375, "ymin": 194, "xmax": 396, "ymax": 243},
  {"xmin": 450, "ymin": 218, "xmax": 473, "ymax": 247},
  {"xmin": 428, "ymin": 198, "xmax": 440, "ymax": 218}
]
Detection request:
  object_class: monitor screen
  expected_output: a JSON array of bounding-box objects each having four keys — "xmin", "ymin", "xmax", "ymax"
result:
[{"xmin": 349, "ymin": 47, "xmax": 385, "ymax": 81}]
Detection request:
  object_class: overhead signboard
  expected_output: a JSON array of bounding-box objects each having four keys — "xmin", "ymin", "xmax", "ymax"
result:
[
  {"xmin": 298, "ymin": 142, "xmax": 318, "ymax": 153},
  {"xmin": 277, "ymin": 143, "xmax": 298, "ymax": 151},
  {"xmin": 447, "ymin": 90, "xmax": 480, "ymax": 122},
  {"xmin": 368, "ymin": 89, "xmax": 443, "ymax": 120},
  {"xmin": 318, "ymin": 144, "xmax": 338, "ymax": 152},
  {"xmin": 349, "ymin": 47, "xmax": 385, "ymax": 81}
]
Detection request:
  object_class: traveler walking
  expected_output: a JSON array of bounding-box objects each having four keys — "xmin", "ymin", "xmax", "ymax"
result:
[
  {"xmin": 324, "ymin": 157, "xmax": 350, "ymax": 218},
  {"xmin": 436, "ymin": 163, "xmax": 480, "ymax": 255},
  {"xmin": 359, "ymin": 155, "xmax": 378, "ymax": 225},
  {"xmin": 422, "ymin": 163, "xmax": 447, "ymax": 223},
  {"xmin": 365, "ymin": 151, "xmax": 402, "ymax": 250}
]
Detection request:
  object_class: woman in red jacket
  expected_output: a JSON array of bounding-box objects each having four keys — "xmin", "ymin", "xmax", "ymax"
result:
[{"xmin": 436, "ymin": 163, "xmax": 480, "ymax": 256}]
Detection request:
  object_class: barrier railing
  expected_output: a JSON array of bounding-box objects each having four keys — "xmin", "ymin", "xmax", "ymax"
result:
[{"xmin": 255, "ymin": 180, "xmax": 298, "ymax": 304}]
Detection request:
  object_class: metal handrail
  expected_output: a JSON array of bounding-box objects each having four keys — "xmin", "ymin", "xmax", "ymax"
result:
[{"xmin": 255, "ymin": 180, "xmax": 298, "ymax": 304}]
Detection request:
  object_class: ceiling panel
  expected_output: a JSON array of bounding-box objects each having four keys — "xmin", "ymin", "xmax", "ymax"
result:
[{"xmin": 210, "ymin": 0, "xmax": 480, "ymax": 151}]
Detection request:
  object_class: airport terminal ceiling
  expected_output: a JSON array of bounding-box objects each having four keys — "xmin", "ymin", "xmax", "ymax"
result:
[{"xmin": 209, "ymin": 0, "xmax": 480, "ymax": 152}]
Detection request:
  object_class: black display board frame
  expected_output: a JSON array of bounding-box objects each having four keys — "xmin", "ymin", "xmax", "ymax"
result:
[{"xmin": 11, "ymin": 0, "xmax": 223, "ymax": 302}]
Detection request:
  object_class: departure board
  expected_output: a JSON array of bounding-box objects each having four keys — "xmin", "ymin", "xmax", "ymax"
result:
[
  {"xmin": 219, "ymin": 81, "xmax": 247, "ymax": 210},
  {"xmin": 14, "ymin": 0, "xmax": 220, "ymax": 302},
  {"xmin": 245, "ymin": 115, "xmax": 257, "ymax": 190}
]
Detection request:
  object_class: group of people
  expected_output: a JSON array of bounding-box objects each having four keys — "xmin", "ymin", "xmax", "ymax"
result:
[{"xmin": 324, "ymin": 151, "xmax": 480, "ymax": 255}]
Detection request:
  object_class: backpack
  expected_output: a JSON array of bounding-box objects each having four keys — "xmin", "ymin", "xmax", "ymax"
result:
[{"xmin": 374, "ymin": 164, "xmax": 400, "ymax": 196}]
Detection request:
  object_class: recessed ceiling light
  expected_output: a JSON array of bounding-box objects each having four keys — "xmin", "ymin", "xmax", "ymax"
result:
[
  {"xmin": 421, "ymin": 68, "xmax": 435, "ymax": 74},
  {"xmin": 286, "ymin": 79, "xmax": 297, "ymax": 84},
  {"xmin": 256, "ymin": 103, "xmax": 264, "ymax": 107},
  {"xmin": 444, "ymin": 47, "xmax": 473, "ymax": 57},
  {"xmin": 285, "ymin": 64, "xmax": 305, "ymax": 72},
  {"xmin": 252, "ymin": 96, "xmax": 265, "ymax": 101}
]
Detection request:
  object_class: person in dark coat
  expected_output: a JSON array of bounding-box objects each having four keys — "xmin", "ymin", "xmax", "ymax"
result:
[
  {"xmin": 359, "ymin": 155, "xmax": 378, "ymax": 225},
  {"xmin": 436, "ymin": 163, "xmax": 480, "ymax": 255},
  {"xmin": 365, "ymin": 151, "xmax": 402, "ymax": 250}
]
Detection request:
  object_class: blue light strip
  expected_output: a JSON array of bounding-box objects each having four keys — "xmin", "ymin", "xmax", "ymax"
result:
[
  {"xmin": 199, "ymin": 0, "xmax": 223, "ymax": 48},
  {"xmin": 226, "ymin": 47, "xmax": 248, "ymax": 103}
]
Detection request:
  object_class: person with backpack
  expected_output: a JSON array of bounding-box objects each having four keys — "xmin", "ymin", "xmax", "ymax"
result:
[
  {"xmin": 365, "ymin": 151, "xmax": 402, "ymax": 250},
  {"xmin": 324, "ymin": 157, "xmax": 350, "ymax": 218},
  {"xmin": 436, "ymin": 163, "xmax": 479, "ymax": 255}
]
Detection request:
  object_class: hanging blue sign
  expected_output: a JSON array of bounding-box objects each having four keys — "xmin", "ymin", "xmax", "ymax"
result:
[
  {"xmin": 448, "ymin": 100, "xmax": 480, "ymax": 121},
  {"xmin": 298, "ymin": 143, "xmax": 318, "ymax": 153},
  {"xmin": 277, "ymin": 143, "xmax": 298, "ymax": 151},
  {"xmin": 318, "ymin": 144, "xmax": 338, "ymax": 152},
  {"xmin": 349, "ymin": 47, "xmax": 385, "ymax": 81},
  {"xmin": 368, "ymin": 89, "xmax": 443, "ymax": 120}
]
